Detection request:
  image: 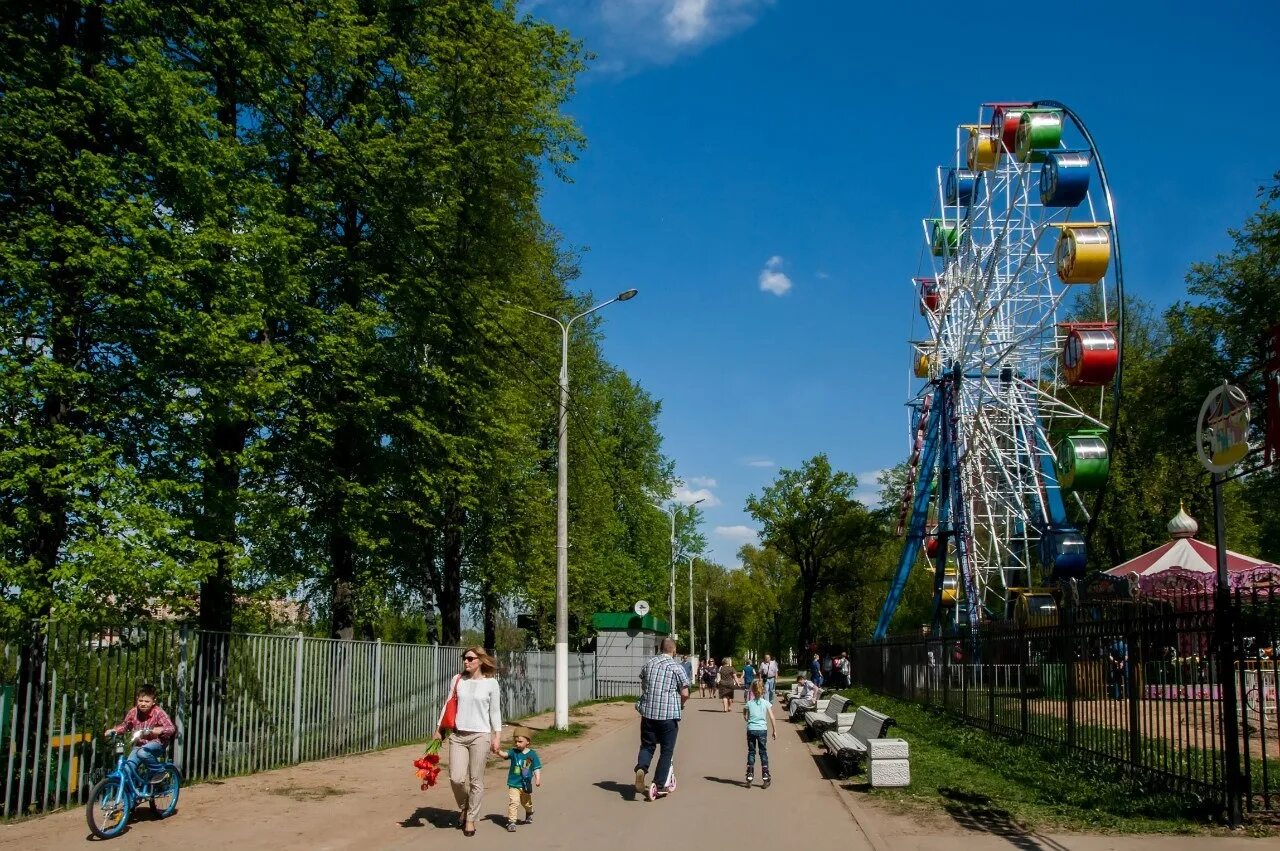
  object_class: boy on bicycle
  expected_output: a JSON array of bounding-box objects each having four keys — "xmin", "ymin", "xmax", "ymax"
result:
[{"xmin": 106, "ymin": 684, "xmax": 175, "ymax": 783}]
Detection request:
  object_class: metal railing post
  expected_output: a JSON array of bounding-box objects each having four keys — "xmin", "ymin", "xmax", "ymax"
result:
[
  {"xmin": 291, "ymin": 634, "xmax": 304, "ymax": 764},
  {"xmin": 373, "ymin": 639, "xmax": 383, "ymax": 750}
]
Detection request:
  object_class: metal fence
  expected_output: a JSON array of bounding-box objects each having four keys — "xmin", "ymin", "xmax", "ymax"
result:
[
  {"xmin": 1, "ymin": 625, "xmax": 596, "ymax": 818},
  {"xmin": 853, "ymin": 588, "xmax": 1278, "ymax": 821}
]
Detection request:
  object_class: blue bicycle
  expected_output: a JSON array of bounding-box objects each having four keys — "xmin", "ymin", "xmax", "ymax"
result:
[{"xmin": 85, "ymin": 730, "xmax": 181, "ymax": 839}]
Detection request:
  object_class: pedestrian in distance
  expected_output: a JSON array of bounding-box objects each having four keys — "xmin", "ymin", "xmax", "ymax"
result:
[
  {"xmin": 741, "ymin": 658, "xmax": 756, "ymax": 704},
  {"xmin": 742, "ymin": 680, "xmax": 777, "ymax": 788},
  {"xmin": 434, "ymin": 646, "xmax": 503, "ymax": 836},
  {"xmin": 839, "ymin": 651, "xmax": 852, "ymax": 688},
  {"xmin": 759, "ymin": 654, "xmax": 779, "ymax": 704},
  {"xmin": 634, "ymin": 637, "xmax": 691, "ymax": 801},
  {"xmin": 497, "ymin": 727, "xmax": 541, "ymax": 832},
  {"xmin": 700, "ymin": 658, "xmax": 717, "ymax": 698},
  {"xmin": 809, "ymin": 652, "xmax": 823, "ymax": 688},
  {"xmin": 717, "ymin": 657, "xmax": 740, "ymax": 712},
  {"xmin": 105, "ymin": 683, "xmax": 175, "ymax": 786}
]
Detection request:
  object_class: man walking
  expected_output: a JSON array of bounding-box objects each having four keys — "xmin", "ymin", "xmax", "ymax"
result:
[
  {"xmin": 759, "ymin": 654, "xmax": 779, "ymax": 704},
  {"xmin": 634, "ymin": 637, "xmax": 691, "ymax": 800}
]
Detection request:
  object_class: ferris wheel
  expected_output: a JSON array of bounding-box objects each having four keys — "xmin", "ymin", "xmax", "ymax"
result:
[{"xmin": 873, "ymin": 101, "xmax": 1125, "ymax": 639}]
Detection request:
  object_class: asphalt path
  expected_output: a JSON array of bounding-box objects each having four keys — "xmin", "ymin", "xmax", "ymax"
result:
[{"xmin": 385, "ymin": 694, "xmax": 874, "ymax": 851}]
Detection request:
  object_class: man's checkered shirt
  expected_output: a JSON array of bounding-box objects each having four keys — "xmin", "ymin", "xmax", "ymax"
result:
[{"xmin": 636, "ymin": 654, "xmax": 691, "ymax": 720}]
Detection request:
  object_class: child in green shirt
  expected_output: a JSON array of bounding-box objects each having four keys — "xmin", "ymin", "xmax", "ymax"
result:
[{"xmin": 498, "ymin": 728, "xmax": 542, "ymax": 831}]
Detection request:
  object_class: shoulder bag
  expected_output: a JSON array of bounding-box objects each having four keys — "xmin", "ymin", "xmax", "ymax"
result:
[{"xmin": 439, "ymin": 674, "xmax": 461, "ymax": 734}]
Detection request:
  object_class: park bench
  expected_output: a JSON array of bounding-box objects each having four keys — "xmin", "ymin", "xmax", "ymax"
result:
[
  {"xmin": 821, "ymin": 705, "xmax": 895, "ymax": 778},
  {"xmin": 804, "ymin": 693, "xmax": 854, "ymax": 736}
]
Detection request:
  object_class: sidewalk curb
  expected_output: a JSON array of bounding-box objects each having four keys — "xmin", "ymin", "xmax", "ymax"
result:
[{"xmin": 807, "ymin": 738, "xmax": 890, "ymax": 851}]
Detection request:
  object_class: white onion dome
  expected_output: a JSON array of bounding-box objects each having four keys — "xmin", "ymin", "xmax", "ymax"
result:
[{"xmin": 1168, "ymin": 504, "xmax": 1199, "ymax": 539}]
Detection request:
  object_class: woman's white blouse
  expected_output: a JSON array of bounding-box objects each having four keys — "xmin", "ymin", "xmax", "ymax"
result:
[{"xmin": 446, "ymin": 675, "xmax": 502, "ymax": 734}]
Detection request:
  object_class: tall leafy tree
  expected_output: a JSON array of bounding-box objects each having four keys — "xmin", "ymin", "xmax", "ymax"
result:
[{"xmin": 746, "ymin": 454, "xmax": 878, "ymax": 656}]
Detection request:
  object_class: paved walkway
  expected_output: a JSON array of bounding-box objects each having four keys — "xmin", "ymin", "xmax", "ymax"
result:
[{"xmin": 0, "ymin": 694, "xmax": 1275, "ymax": 850}]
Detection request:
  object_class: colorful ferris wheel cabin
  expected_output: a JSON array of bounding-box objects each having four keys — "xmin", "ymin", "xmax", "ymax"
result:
[
  {"xmin": 917, "ymin": 278, "xmax": 940, "ymax": 314},
  {"xmin": 1060, "ymin": 324, "xmax": 1118, "ymax": 385},
  {"xmin": 1015, "ymin": 109, "xmax": 1064, "ymax": 163},
  {"xmin": 1056, "ymin": 432, "xmax": 1110, "ymax": 491},
  {"xmin": 1054, "ymin": 224, "xmax": 1111, "ymax": 284},
  {"xmin": 1040, "ymin": 151, "xmax": 1091, "ymax": 207}
]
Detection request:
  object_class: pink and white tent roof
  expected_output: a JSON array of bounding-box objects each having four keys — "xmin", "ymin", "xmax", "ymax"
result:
[{"xmin": 1105, "ymin": 506, "xmax": 1280, "ymax": 592}]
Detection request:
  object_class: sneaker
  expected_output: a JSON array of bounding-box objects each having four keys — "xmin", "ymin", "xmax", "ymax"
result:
[
  {"xmin": 520, "ymin": 813, "xmax": 533, "ymax": 825},
  {"xmin": 506, "ymin": 823, "xmax": 517, "ymax": 833},
  {"xmin": 634, "ymin": 768, "xmax": 647, "ymax": 794}
]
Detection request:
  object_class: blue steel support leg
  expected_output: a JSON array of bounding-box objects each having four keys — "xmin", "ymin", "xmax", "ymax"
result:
[{"xmin": 874, "ymin": 386, "xmax": 943, "ymax": 640}]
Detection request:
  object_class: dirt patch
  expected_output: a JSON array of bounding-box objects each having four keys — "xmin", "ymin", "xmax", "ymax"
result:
[{"xmin": 0, "ymin": 699, "xmax": 638, "ymax": 850}]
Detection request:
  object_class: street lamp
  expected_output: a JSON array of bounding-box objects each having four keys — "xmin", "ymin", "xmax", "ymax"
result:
[
  {"xmin": 514, "ymin": 288, "xmax": 638, "ymax": 730},
  {"xmin": 655, "ymin": 497, "xmax": 704, "ymax": 641},
  {"xmin": 688, "ymin": 554, "xmax": 696, "ymax": 666}
]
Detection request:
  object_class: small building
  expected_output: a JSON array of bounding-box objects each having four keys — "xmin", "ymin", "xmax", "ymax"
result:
[{"xmin": 592, "ymin": 612, "xmax": 673, "ymax": 697}]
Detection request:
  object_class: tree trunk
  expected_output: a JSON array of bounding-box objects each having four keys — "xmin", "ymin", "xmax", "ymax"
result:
[
  {"xmin": 797, "ymin": 574, "xmax": 817, "ymax": 661},
  {"xmin": 483, "ymin": 583, "xmax": 497, "ymax": 651},
  {"xmin": 437, "ymin": 498, "xmax": 465, "ymax": 645}
]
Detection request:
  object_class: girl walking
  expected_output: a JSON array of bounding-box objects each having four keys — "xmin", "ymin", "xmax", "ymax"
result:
[{"xmin": 742, "ymin": 680, "xmax": 777, "ymax": 787}]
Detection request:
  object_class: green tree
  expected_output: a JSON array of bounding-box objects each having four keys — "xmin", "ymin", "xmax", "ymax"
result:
[{"xmin": 746, "ymin": 454, "xmax": 879, "ymax": 656}]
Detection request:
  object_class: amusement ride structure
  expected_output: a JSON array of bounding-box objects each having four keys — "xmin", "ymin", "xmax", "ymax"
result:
[{"xmin": 873, "ymin": 102, "xmax": 1125, "ymax": 639}]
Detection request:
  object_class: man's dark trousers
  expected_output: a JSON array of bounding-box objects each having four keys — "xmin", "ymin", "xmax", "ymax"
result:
[{"xmin": 636, "ymin": 717, "xmax": 679, "ymax": 788}]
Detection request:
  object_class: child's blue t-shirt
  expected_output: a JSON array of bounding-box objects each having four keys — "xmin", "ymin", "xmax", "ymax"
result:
[
  {"xmin": 745, "ymin": 697, "xmax": 770, "ymax": 732},
  {"xmin": 507, "ymin": 748, "xmax": 542, "ymax": 789}
]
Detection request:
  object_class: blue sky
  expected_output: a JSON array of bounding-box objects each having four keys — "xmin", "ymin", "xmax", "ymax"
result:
[{"xmin": 525, "ymin": 1, "xmax": 1280, "ymax": 569}]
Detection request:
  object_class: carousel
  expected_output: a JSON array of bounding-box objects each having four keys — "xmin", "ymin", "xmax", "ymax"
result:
[{"xmin": 1105, "ymin": 504, "xmax": 1280, "ymax": 597}]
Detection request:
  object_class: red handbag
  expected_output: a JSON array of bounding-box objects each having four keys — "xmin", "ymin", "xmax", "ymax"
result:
[{"xmin": 439, "ymin": 675, "xmax": 460, "ymax": 733}]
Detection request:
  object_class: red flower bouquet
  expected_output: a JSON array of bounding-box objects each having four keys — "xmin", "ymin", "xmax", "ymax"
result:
[{"xmin": 413, "ymin": 739, "xmax": 443, "ymax": 790}]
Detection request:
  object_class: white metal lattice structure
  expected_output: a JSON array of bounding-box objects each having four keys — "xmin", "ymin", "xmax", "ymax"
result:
[{"xmin": 909, "ymin": 101, "xmax": 1124, "ymax": 620}]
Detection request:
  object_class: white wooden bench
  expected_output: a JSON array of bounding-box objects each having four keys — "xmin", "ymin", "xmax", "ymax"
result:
[
  {"xmin": 821, "ymin": 705, "xmax": 895, "ymax": 777},
  {"xmin": 804, "ymin": 693, "xmax": 853, "ymax": 736}
]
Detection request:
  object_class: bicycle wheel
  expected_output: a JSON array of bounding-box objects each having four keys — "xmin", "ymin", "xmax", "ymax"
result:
[
  {"xmin": 147, "ymin": 765, "xmax": 181, "ymax": 818},
  {"xmin": 86, "ymin": 776, "xmax": 131, "ymax": 839}
]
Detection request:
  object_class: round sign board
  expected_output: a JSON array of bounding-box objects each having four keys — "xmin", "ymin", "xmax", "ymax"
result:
[
  {"xmin": 1196, "ymin": 383, "xmax": 1251, "ymax": 473},
  {"xmin": 633, "ymin": 600, "xmax": 650, "ymax": 617}
]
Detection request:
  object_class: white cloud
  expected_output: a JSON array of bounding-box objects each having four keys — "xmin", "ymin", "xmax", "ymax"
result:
[
  {"xmin": 715, "ymin": 525, "xmax": 759, "ymax": 546},
  {"xmin": 525, "ymin": 1, "xmax": 773, "ymax": 74},
  {"xmin": 665, "ymin": 0, "xmax": 711, "ymax": 42},
  {"xmin": 688, "ymin": 475, "xmax": 718, "ymax": 488},
  {"xmin": 816, "ymin": 271, "xmax": 830, "ymax": 280},
  {"xmin": 675, "ymin": 485, "xmax": 722, "ymax": 507},
  {"xmin": 758, "ymin": 255, "xmax": 792, "ymax": 296},
  {"xmin": 854, "ymin": 468, "xmax": 888, "ymax": 506},
  {"xmin": 744, "ymin": 457, "xmax": 774, "ymax": 468}
]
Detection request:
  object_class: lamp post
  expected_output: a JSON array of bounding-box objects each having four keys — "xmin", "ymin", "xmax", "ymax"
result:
[
  {"xmin": 688, "ymin": 554, "xmax": 696, "ymax": 665},
  {"xmin": 515, "ymin": 288, "xmax": 638, "ymax": 730},
  {"xmin": 657, "ymin": 498, "xmax": 704, "ymax": 640}
]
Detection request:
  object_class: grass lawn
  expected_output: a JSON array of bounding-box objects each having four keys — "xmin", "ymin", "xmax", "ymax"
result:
[{"xmin": 838, "ymin": 686, "xmax": 1274, "ymax": 836}]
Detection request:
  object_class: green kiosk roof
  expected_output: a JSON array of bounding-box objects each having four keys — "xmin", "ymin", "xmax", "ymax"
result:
[{"xmin": 591, "ymin": 611, "xmax": 671, "ymax": 634}]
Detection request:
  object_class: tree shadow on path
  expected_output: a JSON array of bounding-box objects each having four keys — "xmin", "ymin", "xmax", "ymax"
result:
[{"xmin": 938, "ymin": 787, "xmax": 1071, "ymax": 851}]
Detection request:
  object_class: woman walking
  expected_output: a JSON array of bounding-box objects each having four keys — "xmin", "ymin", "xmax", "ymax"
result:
[
  {"xmin": 717, "ymin": 657, "xmax": 740, "ymax": 712},
  {"xmin": 700, "ymin": 658, "xmax": 717, "ymax": 698},
  {"xmin": 434, "ymin": 646, "xmax": 503, "ymax": 836}
]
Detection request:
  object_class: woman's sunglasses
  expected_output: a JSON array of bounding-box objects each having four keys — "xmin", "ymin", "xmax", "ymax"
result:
[{"xmin": 462, "ymin": 655, "xmax": 479, "ymax": 662}]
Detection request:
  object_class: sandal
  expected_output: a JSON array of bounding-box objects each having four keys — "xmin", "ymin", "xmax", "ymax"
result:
[{"xmin": 464, "ymin": 822, "xmax": 476, "ymax": 837}]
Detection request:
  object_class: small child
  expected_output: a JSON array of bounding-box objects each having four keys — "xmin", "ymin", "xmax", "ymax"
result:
[
  {"xmin": 498, "ymin": 727, "xmax": 542, "ymax": 831},
  {"xmin": 106, "ymin": 684, "xmax": 175, "ymax": 784},
  {"xmin": 742, "ymin": 679, "xmax": 777, "ymax": 788}
]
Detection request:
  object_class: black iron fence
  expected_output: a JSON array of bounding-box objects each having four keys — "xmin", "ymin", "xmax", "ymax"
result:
[{"xmin": 853, "ymin": 589, "xmax": 1278, "ymax": 821}]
